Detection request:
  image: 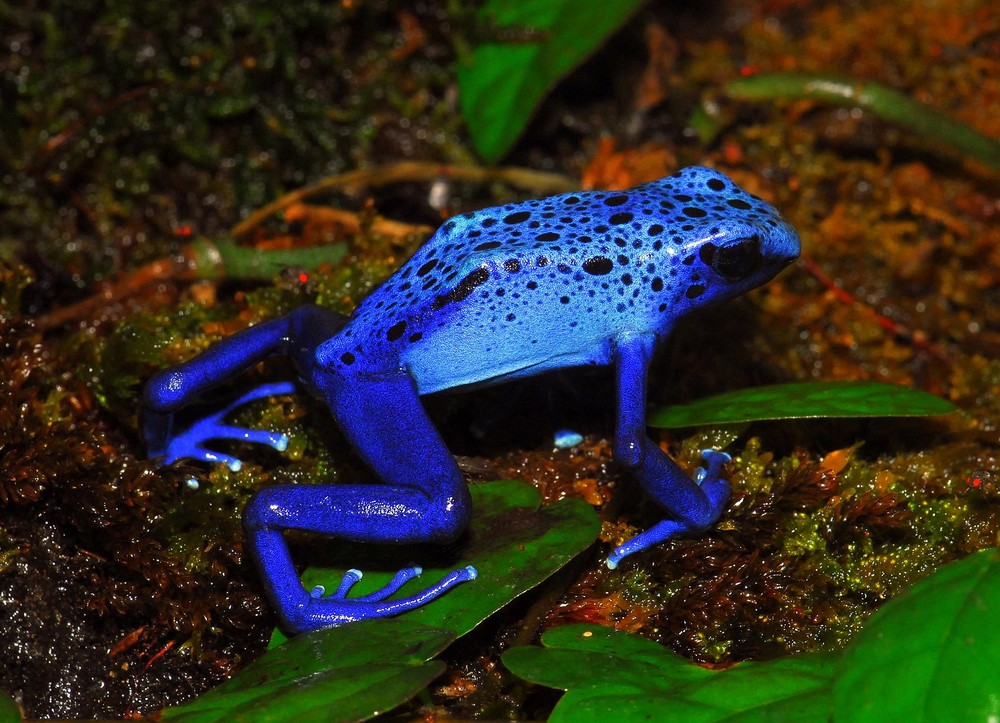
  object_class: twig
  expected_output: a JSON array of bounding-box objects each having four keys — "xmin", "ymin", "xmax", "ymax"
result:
[
  {"xmin": 797, "ymin": 254, "xmax": 948, "ymax": 361},
  {"xmin": 230, "ymin": 161, "xmax": 578, "ymax": 238}
]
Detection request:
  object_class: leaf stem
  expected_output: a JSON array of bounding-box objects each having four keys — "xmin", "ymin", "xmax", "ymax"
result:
[{"xmin": 724, "ymin": 72, "xmax": 1000, "ymax": 173}]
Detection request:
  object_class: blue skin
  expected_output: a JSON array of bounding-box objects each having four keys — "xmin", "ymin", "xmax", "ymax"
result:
[{"xmin": 144, "ymin": 166, "xmax": 800, "ymax": 634}]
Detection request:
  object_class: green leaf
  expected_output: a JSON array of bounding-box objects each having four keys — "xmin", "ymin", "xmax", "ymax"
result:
[
  {"xmin": 190, "ymin": 237, "xmax": 349, "ymax": 280},
  {"xmin": 503, "ymin": 624, "xmax": 836, "ymax": 722},
  {"xmin": 457, "ymin": 0, "xmax": 645, "ymax": 162},
  {"xmin": 0, "ymin": 690, "xmax": 19, "ymax": 723},
  {"xmin": 162, "ymin": 618, "xmax": 453, "ymax": 722},
  {"xmin": 834, "ymin": 548, "xmax": 1000, "ymax": 723},
  {"xmin": 166, "ymin": 481, "xmax": 599, "ymax": 721},
  {"xmin": 649, "ymin": 381, "xmax": 955, "ymax": 428}
]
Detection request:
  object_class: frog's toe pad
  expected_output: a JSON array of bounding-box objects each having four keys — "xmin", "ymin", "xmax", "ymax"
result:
[
  {"xmin": 163, "ymin": 440, "xmax": 243, "ymax": 471},
  {"xmin": 700, "ymin": 449, "xmax": 732, "ymax": 465},
  {"xmin": 694, "ymin": 449, "xmax": 732, "ymax": 487}
]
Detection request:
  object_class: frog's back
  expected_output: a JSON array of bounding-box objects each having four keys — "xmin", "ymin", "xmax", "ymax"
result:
[{"xmin": 317, "ymin": 167, "xmax": 800, "ymax": 393}]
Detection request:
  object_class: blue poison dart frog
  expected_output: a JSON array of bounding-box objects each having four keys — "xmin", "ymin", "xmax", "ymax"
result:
[{"xmin": 143, "ymin": 166, "xmax": 800, "ymax": 633}]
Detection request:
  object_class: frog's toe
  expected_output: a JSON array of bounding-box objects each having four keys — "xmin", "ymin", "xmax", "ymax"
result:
[
  {"xmin": 697, "ymin": 449, "xmax": 732, "ymax": 479},
  {"xmin": 221, "ymin": 381, "xmax": 298, "ymax": 413},
  {"xmin": 350, "ymin": 566, "xmax": 426, "ymax": 602},
  {"xmin": 162, "ymin": 435, "xmax": 244, "ymax": 470},
  {"xmin": 606, "ymin": 519, "xmax": 687, "ymax": 569},
  {"xmin": 208, "ymin": 451, "xmax": 243, "ymax": 472},
  {"xmin": 332, "ymin": 568, "xmax": 365, "ymax": 598},
  {"xmin": 219, "ymin": 426, "xmax": 289, "ymax": 452},
  {"xmin": 310, "ymin": 569, "xmax": 360, "ymax": 600},
  {"xmin": 694, "ymin": 449, "xmax": 732, "ymax": 507}
]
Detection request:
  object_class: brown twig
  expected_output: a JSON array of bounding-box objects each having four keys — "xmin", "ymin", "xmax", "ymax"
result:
[
  {"xmin": 797, "ymin": 254, "xmax": 949, "ymax": 361},
  {"xmin": 230, "ymin": 161, "xmax": 578, "ymax": 238},
  {"xmin": 37, "ymin": 255, "xmax": 194, "ymax": 331},
  {"xmin": 283, "ymin": 203, "xmax": 434, "ymax": 239}
]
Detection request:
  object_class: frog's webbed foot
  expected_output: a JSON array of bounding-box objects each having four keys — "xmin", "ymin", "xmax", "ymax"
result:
[
  {"xmin": 607, "ymin": 449, "xmax": 731, "ymax": 569},
  {"xmin": 286, "ymin": 565, "xmax": 478, "ymax": 632},
  {"xmin": 158, "ymin": 381, "xmax": 295, "ymax": 470}
]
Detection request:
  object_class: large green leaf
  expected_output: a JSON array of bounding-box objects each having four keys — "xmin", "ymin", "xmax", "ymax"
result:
[
  {"xmin": 457, "ymin": 0, "xmax": 646, "ymax": 162},
  {"xmin": 162, "ymin": 618, "xmax": 453, "ymax": 723},
  {"xmin": 165, "ymin": 480, "xmax": 599, "ymax": 722},
  {"xmin": 834, "ymin": 548, "xmax": 1000, "ymax": 723},
  {"xmin": 0, "ymin": 691, "xmax": 19, "ymax": 723},
  {"xmin": 649, "ymin": 381, "xmax": 955, "ymax": 428},
  {"xmin": 502, "ymin": 624, "xmax": 836, "ymax": 722}
]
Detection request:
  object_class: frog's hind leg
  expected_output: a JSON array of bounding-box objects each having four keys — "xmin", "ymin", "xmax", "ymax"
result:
[{"xmin": 243, "ymin": 368, "xmax": 476, "ymax": 633}]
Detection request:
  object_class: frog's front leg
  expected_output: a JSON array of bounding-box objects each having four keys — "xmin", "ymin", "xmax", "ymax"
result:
[
  {"xmin": 143, "ymin": 305, "xmax": 347, "ymax": 469},
  {"xmin": 243, "ymin": 368, "xmax": 476, "ymax": 633},
  {"xmin": 606, "ymin": 334, "xmax": 732, "ymax": 569}
]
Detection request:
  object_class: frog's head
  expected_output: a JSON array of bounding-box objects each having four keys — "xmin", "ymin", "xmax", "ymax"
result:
[{"xmin": 646, "ymin": 166, "xmax": 800, "ymax": 312}]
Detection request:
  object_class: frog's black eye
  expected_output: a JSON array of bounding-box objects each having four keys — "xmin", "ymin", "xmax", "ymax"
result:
[{"xmin": 699, "ymin": 235, "xmax": 761, "ymax": 280}]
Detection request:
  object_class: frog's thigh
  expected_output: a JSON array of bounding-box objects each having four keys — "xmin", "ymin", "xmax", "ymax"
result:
[{"xmin": 319, "ymin": 367, "xmax": 472, "ymax": 542}]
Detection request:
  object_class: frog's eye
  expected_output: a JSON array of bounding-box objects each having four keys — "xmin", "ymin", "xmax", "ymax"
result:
[{"xmin": 700, "ymin": 235, "xmax": 761, "ymax": 280}]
